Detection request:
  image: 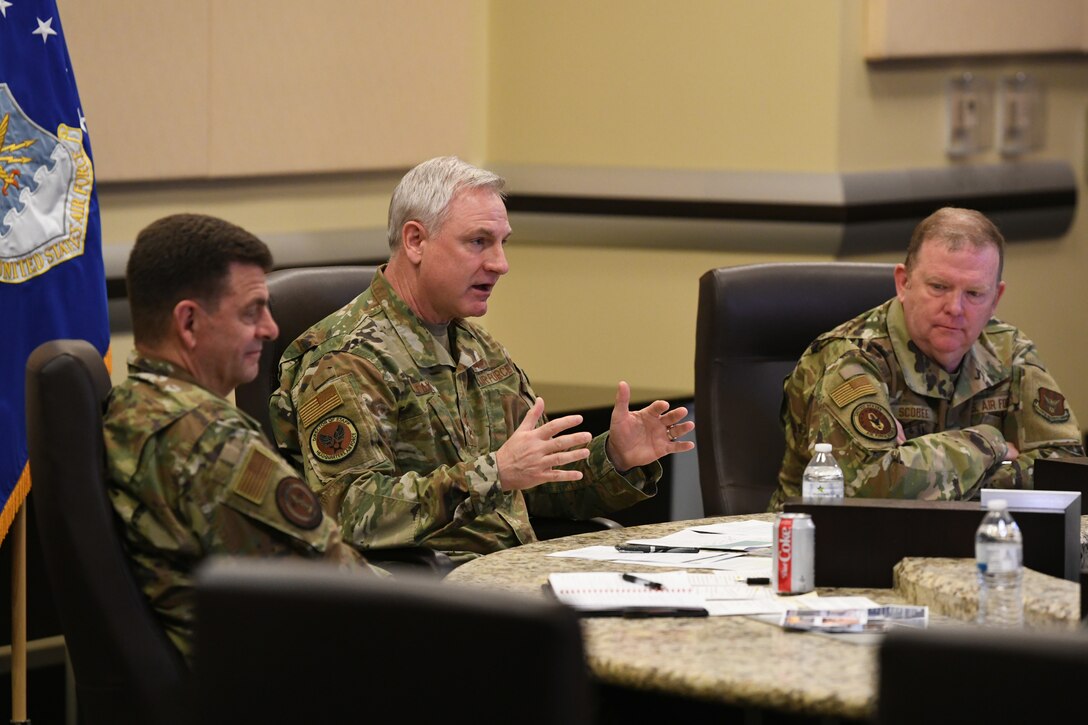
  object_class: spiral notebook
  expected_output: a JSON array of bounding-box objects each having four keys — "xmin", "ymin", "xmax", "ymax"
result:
[{"xmin": 546, "ymin": 571, "xmax": 708, "ymax": 617}]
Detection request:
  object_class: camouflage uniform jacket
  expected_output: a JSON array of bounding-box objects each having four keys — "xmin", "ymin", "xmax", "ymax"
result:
[
  {"xmin": 271, "ymin": 267, "xmax": 659, "ymax": 564},
  {"xmin": 771, "ymin": 298, "xmax": 1083, "ymax": 510},
  {"xmin": 105, "ymin": 352, "xmax": 363, "ymax": 662}
]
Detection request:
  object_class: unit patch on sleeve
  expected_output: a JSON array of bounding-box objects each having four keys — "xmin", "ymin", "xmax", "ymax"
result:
[
  {"xmin": 310, "ymin": 415, "xmax": 358, "ymax": 462},
  {"xmin": 829, "ymin": 376, "xmax": 877, "ymax": 408},
  {"xmin": 275, "ymin": 477, "xmax": 323, "ymax": 530},
  {"xmin": 851, "ymin": 402, "xmax": 897, "ymax": 441},
  {"xmin": 1033, "ymin": 387, "xmax": 1071, "ymax": 423}
]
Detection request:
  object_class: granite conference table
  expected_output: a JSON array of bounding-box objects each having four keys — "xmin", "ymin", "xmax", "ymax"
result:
[{"xmin": 445, "ymin": 514, "xmax": 1082, "ymax": 722}]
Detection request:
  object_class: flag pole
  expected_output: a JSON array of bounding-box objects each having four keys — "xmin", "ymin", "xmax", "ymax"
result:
[{"xmin": 11, "ymin": 505, "xmax": 28, "ymax": 725}]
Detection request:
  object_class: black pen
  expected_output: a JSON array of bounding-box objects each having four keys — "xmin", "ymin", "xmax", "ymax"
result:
[
  {"xmin": 615, "ymin": 543, "xmax": 700, "ymax": 554},
  {"xmin": 744, "ymin": 577, "xmax": 771, "ymax": 585},
  {"xmin": 620, "ymin": 607, "xmax": 708, "ymax": 618},
  {"xmin": 621, "ymin": 573, "xmax": 664, "ymax": 590}
]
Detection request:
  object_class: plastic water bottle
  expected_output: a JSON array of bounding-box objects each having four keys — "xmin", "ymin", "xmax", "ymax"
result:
[
  {"xmin": 801, "ymin": 443, "xmax": 844, "ymax": 500},
  {"xmin": 975, "ymin": 499, "xmax": 1023, "ymax": 628}
]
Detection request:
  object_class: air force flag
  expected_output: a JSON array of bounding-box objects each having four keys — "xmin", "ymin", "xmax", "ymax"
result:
[{"xmin": 0, "ymin": 0, "xmax": 110, "ymax": 543}]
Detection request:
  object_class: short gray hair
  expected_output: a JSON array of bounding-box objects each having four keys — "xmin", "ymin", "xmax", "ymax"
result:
[{"xmin": 387, "ymin": 156, "xmax": 506, "ymax": 250}]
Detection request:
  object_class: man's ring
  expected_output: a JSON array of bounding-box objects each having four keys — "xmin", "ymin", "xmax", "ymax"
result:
[{"xmin": 666, "ymin": 425, "xmax": 677, "ymax": 442}]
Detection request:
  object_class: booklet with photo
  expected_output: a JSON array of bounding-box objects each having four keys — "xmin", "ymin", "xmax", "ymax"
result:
[{"xmin": 780, "ymin": 605, "xmax": 929, "ymax": 633}]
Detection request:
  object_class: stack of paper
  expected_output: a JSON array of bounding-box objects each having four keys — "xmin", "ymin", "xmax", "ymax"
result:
[{"xmin": 549, "ymin": 519, "xmax": 774, "ymax": 576}]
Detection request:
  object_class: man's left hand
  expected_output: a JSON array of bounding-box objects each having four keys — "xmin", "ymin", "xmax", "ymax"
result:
[{"xmin": 606, "ymin": 381, "xmax": 695, "ymax": 473}]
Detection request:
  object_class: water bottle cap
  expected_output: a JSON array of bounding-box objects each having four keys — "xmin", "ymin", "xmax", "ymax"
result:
[
  {"xmin": 814, "ymin": 443, "xmax": 832, "ymax": 453},
  {"xmin": 986, "ymin": 499, "xmax": 1008, "ymax": 511}
]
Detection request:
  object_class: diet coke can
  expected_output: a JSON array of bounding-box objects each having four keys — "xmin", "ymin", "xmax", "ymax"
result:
[{"xmin": 773, "ymin": 512, "xmax": 814, "ymax": 594}]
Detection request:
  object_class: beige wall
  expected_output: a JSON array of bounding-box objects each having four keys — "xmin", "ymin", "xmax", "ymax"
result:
[
  {"xmin": 484, "ymin": 0, "xmax": 1088, "ymax": 426},
  {"xmin": 488, "ymin": 0, "xmax": 843, "ymax": 171},
  {"xmin": 64, "ymin": 1, "xmax": 1088, "ymax": 426}
]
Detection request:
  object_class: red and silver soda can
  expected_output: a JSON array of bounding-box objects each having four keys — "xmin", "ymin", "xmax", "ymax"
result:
[{"xmin": 773, "ymin": 512, "xmax": 814, "ymax": 595}]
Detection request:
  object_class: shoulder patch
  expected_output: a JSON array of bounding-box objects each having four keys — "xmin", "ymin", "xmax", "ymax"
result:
[
  {"xmin": 851, "ymin": 402, "xmax": 897, "ymax": 441},
  {"xmin": 1033, "ymin": 387, "xmax": 1071, "ymax": 423},
  {"xmin": 310, "ymin": 415, "xmax": 358, "ymax": 462},
  {"xmin": 275, "ymin": 477, "xmax": 323, "ymax": 530},
  {"xmin": 230, "ymin": 446, "xmax": 278, "ymax": 504},
  {"xmin": 829, "ymin": 376, "xmax": 877, "ymax": 408},
  {"xmin": 298, "ymin": 385, "xmax": 344, "ymax": 429}
]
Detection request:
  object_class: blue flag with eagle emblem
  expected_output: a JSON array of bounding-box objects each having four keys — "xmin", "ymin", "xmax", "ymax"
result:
[{"xmin": 0, "ymin": 0, "xmax": 109, "ymax": 545}]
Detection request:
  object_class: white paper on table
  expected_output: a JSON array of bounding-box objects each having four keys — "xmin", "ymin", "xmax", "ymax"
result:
[
  {"xmin": 548, "ymin": 546, "xmax": 738, "ymax": 567},
  {"xmin": 688, "ymin": 519, "xmax": 774, "ymax": 537},
  {"xmin": 687, "ymin": 572, "xmax": 787, "ymax": 615},
  {"xmin": 687, "ymin": 555, "xmax": 773, "ymax": 575},
  {"xmin": 705, "ymin": 599, "xmax": 791, "ymax": 616},
  {"xmin": 786, "ymin": 595, "xmax": 881, "ymax": 611},
  {"xmin": 622, "ymin": 553, "xmax": 767, "ymax": 573},
  {"xmin": 627, "ymin": 519, "xmax": 773, "ymax": 551},
  {"xmin": 546, "ymin": 570, "xmax": 702, "ymax": 611}
]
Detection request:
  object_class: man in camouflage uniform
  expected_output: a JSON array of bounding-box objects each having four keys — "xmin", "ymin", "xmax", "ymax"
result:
[
  {"xmin": 771, "ymin": 207, "xmax": 1083, "ymax": 509},
  {"xmin": 271, "ymin": 157, "xmax": 695, "ymax": 564},
  {"xmin": 105, "ymin": 214, "xmax": 373, "ymax": 662}
]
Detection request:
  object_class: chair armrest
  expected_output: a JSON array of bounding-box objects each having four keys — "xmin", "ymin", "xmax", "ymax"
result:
[
  {"xmin": 366, "ymin": 547, "xmax": 454, "ymax": 577},
  {"xmin": 530, "ymin": 516, "xmax": 624, "ymax": 541}
]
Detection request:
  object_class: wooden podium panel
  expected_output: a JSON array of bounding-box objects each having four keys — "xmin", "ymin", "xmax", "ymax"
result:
[{"xmin": 783, "ymin": 497, "xmax": 1080, "ymax": 587}]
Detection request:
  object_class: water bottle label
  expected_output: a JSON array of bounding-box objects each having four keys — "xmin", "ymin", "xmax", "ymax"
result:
[{"xmin": 976, "ymin": 543, "xmax": 1020, "ymax": 574}]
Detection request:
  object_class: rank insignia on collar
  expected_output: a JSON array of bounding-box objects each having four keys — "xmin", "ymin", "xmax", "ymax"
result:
[
  {"xmin": 1033, "ymin": 387, "xmax": 1070, "ymax": 423},
  {"xmin": 851, "ymin": 402, "xmax": 897, "ymax": 441},
  {"xmin": 275, "ymin": 477, "xmax": 322, "ymax": 530},
  {"xmin": 310, "ymin": 415, "xmax": 358, "ymax": 462}
]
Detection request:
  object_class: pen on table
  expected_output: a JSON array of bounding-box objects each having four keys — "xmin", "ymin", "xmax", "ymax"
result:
[
  {"xmin": 621, "ymin": 573, "xmax": 664, "ymax": 590},
  {"xmin": 614, "ymin": 543, "xmax": 701, "ymax": 554},
  {"xmin": 737, "ymin": 576, "xmax": 771, "ymax": 585}
]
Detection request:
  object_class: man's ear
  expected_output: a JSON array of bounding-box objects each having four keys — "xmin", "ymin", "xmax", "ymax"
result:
[
  {"xmin": 173, "ymin": 300, "xmax": 200, "ymax": 351},
  {"xmin": 893, "ymin": 263, "xmax": 910, "ymax": 302},
  {"xmin": 401, "ymin": 221, "xmax": 427, "ymax": 265},
  {"xmin": 992, "ymin": 279, "xmax": 1006, "ymax": 311}
]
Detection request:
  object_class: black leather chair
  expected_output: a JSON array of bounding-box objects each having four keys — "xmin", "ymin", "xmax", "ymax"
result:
[
  {"xmin": 878, "ymin": 626, "xmax": 1088, "ymax": 724},
  {"xmin": 236, "ymin": 264, "xmax": 618, "ymax": 543},
  {"xmin": 194, "ymin": 557, "xmax": 593, "ymax": 725},
  {"xmin": 694, "ymin": 262, "xmax": 896, "ymax": 515},
  {"xmin": 26, "ymin": 340, "xmax": 191, "ymax": 725},
  {"xmin": 235, "ymin": 265, "xmax": 379, "ymax": 441}
]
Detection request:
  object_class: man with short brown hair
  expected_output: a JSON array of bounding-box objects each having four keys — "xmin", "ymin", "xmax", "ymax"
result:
[{"xmin": 107, "ymin": 214, "xmax": 372, "ymax": 661}]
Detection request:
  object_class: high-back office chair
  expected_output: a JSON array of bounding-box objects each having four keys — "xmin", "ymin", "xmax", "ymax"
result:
[
  {"xmin": 878, "ymin": 626, "xmax": 1088, "ymax": 723},
  {"xmin": 26, "ymin": 340, "xmax": 191, "ymax": 725},
  {"xmin": 694, "ymin": 262, "xmax": 896, "ymax": 515},
  {"xmin": 235, "ymin": 264, "xmax": 379, "ymax": 441},
  {"xmin": 195, "ymin": 557, "xmax": 593, "ymax": 725},
  {"xmin": 236, "ymin": 264, "xmax": 618, "ymax": 543}
]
